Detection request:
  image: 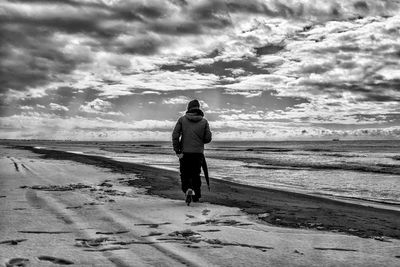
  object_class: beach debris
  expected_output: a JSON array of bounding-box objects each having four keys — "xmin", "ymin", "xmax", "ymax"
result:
[
  {"xmin": 257, "ymin": 213, "xmax": 270, "ymax": 219},
  {"xmin": 203, "ymin": 238, "xmax": 222, "ymax": 245},
  {"xmin": 37, "ymin": 256, "xmax": 74, "ymax": 265},
  {"xmin": 141, "ymin": 231, "xmax": 163, "ymax": 237},
  {"xmin": 95, "ymin": 230, "xmax": 129, "ymax": 235},
  {"xmin": 0, "ymin": 239, "xmax": 27, "ymax": 245},
  {"xmin": 83, "ymin": 202, "xmax": 102, "ymax": 206},
  {"xmin": 187, "ymin": 244, "xmax": 201, "ymax": 248},
  {"xmin": 26, "ymin": 183, "xmax": 91, "ymax": 191},
  {"xmin": 19, "ymin": 230, "xmax": 71, "ymax": 234},
  {"xmin": 75, "ymin": 237, "xmax": 152, "ymax": 252},
  {"xmin": 168, "ymin": 229, "xmax": 202, "ymax": 243},
  {"xmin": 102, "ymin": 189, "xmax": 126, "ymax": 196},
  {"xmin": 5, "ymin": 258, "xmax": 29, "ymax": 267},
  {"xmin": 165, "ymin": 229, "xmax": 271, "ymax": 251},
  {"xmin": 314, "ymin": 247, "xmax": 358, "ymax": 252},
  {"xmin": 189, "ymin": 219, "xmax": 252, "ymax": 227},
  {"xmin": 157, "ymin": 237, "xmax": 187, "ymax": 242},
  {"xmin": 98, "ymin": 182, "xmax": 113, "ymax": 187},
  {"xmin": 395, "ymin": 255, "xmax": 400, "ymax": 258},
  {"xmin": 84, "ymin": 246, "xmax": 129, "ymax": 252},
  {"xmin": 373, "ymin": 236, "xmax": 392, "ymax": 242},
  {"xmin": 66, "ymin": 206, "xmax": 82, "ymax": 209},
  {"xmin": 202, "ymin": 209, "xmax": 211, "ymax": 216},
  {"xmin": 169, "ymin": 229, "xmax": 199, "ymax": 238},
  {"xmin": 294, "ymin": 249, "xmax": 304, "ymax": 255},
  {"xmin": 75, "ymin": 237, "xmax": 114, "ymax": 248},
  {"xmin": 186, "ymin": 214, "xmax": 195, "ymax": 218},
  {"xmin": 0, "ymin": 195, "xmax": 6, "ymax": 198},
  {"xmin": 198, "ymin": 229, "xmax": 221, "ymax": 233},
  {"xmin": 189, "ymin": 219, "xmax": 216, "ymax": 226},
  {"xmin": 134, "ymin": 222, "xmax": 171, "ymax": 228},
  {"xmin": 202, "ymin": 239, "xmax": 273, "ymax": 251}
]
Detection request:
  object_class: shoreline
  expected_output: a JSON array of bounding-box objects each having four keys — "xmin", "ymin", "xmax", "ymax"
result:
[{"xmin": 14, "ymin": 145, "xmax": 400, "ymax": 239}]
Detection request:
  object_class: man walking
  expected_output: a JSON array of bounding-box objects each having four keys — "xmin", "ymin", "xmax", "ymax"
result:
[{"xmin": 172, "ymin": 99, "xmax": 212, "ymax": 205}]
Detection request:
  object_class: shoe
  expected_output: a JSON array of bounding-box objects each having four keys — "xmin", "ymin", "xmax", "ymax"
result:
[{"xmin": 185, "ymin": 189, "xmax": 195, "ymax": 206}]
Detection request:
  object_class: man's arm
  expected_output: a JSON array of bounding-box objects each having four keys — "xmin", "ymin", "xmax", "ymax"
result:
[
  {"xmin": 203, "ymin": 120, "xmax": 212, "ymax": 144},
  {"xmin": 172, "ymin": 117, "xmax": 183, "ymax": 153}
]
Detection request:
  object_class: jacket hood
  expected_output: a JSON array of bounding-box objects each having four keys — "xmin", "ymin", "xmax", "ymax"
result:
[{"xmin": 185, "ymin": 108, "xmax": 204, "ymax": 122}]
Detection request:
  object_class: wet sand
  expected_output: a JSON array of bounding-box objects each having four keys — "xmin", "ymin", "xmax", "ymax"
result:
[
  {"xmin": 1, "ymin": 144, "xmax": 400, "ymax": 266},
  {"xmin": 19, "ymin": 145, "xmax": 400, "ymax": 239}
]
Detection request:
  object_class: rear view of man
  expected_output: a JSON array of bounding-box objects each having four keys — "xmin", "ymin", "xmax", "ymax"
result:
[{"xmin": 172, "ymin": 99, "xmax": 212, "ymax": 205}]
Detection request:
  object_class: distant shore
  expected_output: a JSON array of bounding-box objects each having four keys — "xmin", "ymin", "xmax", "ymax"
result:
[{"xmin": 10, "ymin": 144, "xmax": 399, "ymax": 240}]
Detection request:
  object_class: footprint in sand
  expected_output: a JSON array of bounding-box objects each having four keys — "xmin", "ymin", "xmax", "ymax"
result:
[
  {"xmin": 294, "ymin": 249, "xmax": 304, "ymax": 255},
  {"xmin": 38, "ymin": 256, "xmax": 74, "ymax": 265},
  {"xmin": 5, "ymin": 258, "xmax": 29, "ymax": 267},
  {"xmin": 202, "ymin": 209, "xmax": 210, "ymax": 216}
]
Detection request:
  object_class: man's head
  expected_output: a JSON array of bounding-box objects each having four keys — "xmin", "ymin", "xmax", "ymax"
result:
[{"xmin": 187, "ymin": 99, "xmax": 200, "ymax": 110}]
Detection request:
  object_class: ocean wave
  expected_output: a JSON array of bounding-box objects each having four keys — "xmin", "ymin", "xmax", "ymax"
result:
[
  {"xmin": 212, "ymin": 147, "xmax": 293, "ymax": 152},
  {"xmin": 321, "ymin": 153, "xmax": 366, "ymax": 158},
  {"xmin": 304, "ymin": 148, "xmax": 333, "ymax": 152},
  {"xmin": 220, "ymin": 156, "xmax": 400, "ymax": 175},
  {"xmin": 392, "ymin": 155, "xmax": 400, "ymax": 161}
]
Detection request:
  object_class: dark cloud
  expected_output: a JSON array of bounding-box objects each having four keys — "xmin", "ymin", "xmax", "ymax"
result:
[
  {"xmin": 0, "ymin": 6, "xmax": 126, "ymax": 38},
  {"xmin": 169, "ymin": 0, "xmax": 188, "ymax": 7},
  {"xmin": 160, "ymin": 57, "xmax": 272, "ymax": 78},
  {"xmin": 227, "ymin": 0, "xmax": 400, "ymax": 20},
  {"xmin": 354, "ymin": 1, "xmax": 369, "ymax": 11},
  {"xmin": 116, "ymin": 35, "xmax": 163, "ymax": 55},
  {"xmin": 255, "ymin": 43, "xmax": 285, "ymax": 56},
  {"xmin": 0, "ymin": 24, "xmax": 92, "ymax": 93},
  {"xmin": 149, "ymin": 21, "xmax": 203, "ymax": 35},
  {"xmin": 300, "ymin": 79, "xmax": 400, "ymax": 102},
  {"xmin": 0, "ymin": 0, "xmax": 238, "ymax": 93},
  {"xmin": 226, "ymin": 0, "xmax": 341, "ymax": 20},
  {"xmin": 148, "ymin": 1, "xmax": 232, "ymax": 35}
]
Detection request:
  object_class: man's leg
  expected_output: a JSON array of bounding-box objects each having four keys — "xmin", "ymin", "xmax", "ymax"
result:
[
  {"xmin": 191, "ymin": 154, "xmax": 203, "ymax": 202},
  {"xmin": 180, "ymin": 154, "xmax": 196, "ymax": 205},
  {"xmin": 179, "ymin": 158, "xmax": 188, "ymax": 194}
]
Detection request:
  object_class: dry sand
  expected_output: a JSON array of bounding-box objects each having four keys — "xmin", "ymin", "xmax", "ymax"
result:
[{"xmin": 1, "ymin": 144, "xmax": 400, "ymax": 266}]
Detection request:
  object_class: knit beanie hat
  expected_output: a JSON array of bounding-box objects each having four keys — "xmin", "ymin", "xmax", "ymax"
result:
[{"xmin": 187, "ymin": 99, "xmax": 200, "ymax": 110}]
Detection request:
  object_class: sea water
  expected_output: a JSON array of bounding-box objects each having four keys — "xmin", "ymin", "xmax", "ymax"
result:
[{"xmin": 39, "ymin": 140, "xmax": 400, "ymax": 209}]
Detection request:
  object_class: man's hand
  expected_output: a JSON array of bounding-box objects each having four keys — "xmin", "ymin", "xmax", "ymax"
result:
[{"xmin": 176, "ymin": 153, "xmax": 183, "ymax": 159}]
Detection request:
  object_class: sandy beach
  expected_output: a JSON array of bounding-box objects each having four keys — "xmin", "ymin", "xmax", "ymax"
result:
[{"xmin": 1, "ymin": 143, "xmax": 400, "ymax": 266}]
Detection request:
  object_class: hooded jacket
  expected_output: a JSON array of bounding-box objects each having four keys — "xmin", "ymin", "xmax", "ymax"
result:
[{"xmin": 172, "ymin": 108, "xmax": 212, "ymax": 154}]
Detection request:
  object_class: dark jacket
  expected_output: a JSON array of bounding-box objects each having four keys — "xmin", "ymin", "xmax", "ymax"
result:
[{"xmin": 172, "ymin": 109, "xmax": 212, "ymax": 154}]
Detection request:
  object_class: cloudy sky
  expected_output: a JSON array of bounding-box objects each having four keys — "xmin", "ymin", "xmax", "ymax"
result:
[{"xmin": 1, "ymin": 0, "xmax": 400, "ymax": 141}]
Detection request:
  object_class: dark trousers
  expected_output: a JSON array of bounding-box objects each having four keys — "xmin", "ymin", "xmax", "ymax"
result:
[{"xmin": 179, "ymin": 153, "xmax": 203, "ymax": 200}]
